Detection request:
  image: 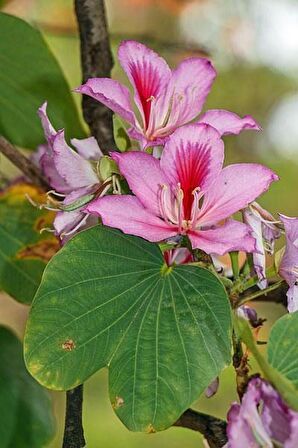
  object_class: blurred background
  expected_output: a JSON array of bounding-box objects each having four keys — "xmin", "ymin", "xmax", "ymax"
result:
[{"xmin": 0, "ymin": 0, "xmax": 297, "ymax": 446}]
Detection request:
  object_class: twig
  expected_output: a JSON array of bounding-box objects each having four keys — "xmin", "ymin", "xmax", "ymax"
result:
[
  {"xmin": 237, "ymin": 280, "xmax": 286, "ymax": 307},
  {"xmin": 174, "ymin": 409, "xmax": 227, "ymax": 448},
  {"xmin": 74, "ymin": 0, "xmax": 116, "ymax": 153},
  {"xmin": 63, "ymin": 385, "xmax": 86, "ymax": 448},
  {"xmin": 0, "ymin": 136, "xmax": 50, "ymax": 190}
]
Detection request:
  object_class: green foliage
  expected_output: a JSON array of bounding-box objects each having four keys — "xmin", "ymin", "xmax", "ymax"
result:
[
  {"xmin": 267, "ymin": 311, "xmax": 298, "ymax": 388},
  {"xmin": 0, "ymin": 13, "xmax": 85, "ymax": 149},
  {"xmin": 0, "ymin": 326, "xmax": 54, "ymax": 447},
  {"xmin": 0, "ymin": 184, "xmax": 59, "ymax": 304},
  {"xmin": 113, "ymin": 115, "xmax": 131, "ymax": 152},
  {"xmin": 24, "ymin": 225, "xmax": 232, "ymax": 432},
  {"xmin": 235, "ymin": 316, "xmax": 298, "ymax": 411}
]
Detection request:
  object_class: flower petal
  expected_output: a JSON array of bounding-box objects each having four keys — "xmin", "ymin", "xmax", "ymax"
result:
[
  {"xmin": 111, "ymin": 151, "xmax": 169, "ymax": 215},
  {"xmin": 197, "ymin": 109, "xmax": 261, "ymax": 136},
  {"xmin": 71, "ymin": 136, "xmax": 103, "ymax": 160},
  {"xmin": 52, "ymin": 130, "xmax": 99, "ymax": 189},
  {"xmin": 189, "ymin": 220, "xmax": 256, "ymax": 255},
  {"xmin": 198, "ymin": 164, "xmax": 278, "ymax": 226},
  {"xmin": 161, "ymin": 124, "xmax": 224, "ymax": 219},
  {"xmin": 87, "ymin": 195, "xmax": 177, "ymax": 242},
  {"xmin": 118, "ymin": 40, "xmax": 171, "ymax": 129},
  {"xmin": 39, "ymin": 151, "xmax": 70, "ymax": 194},
  {"xmin": 75, "ymin": 78, "xmax": 136, "ymax": 125},
  {"xmin": 38, "ymin": 102, "xmax": 56, "ymax": 142},
  {"xmin": 159, "ymin": 57, "xmax": 216, "ymax": 134}
]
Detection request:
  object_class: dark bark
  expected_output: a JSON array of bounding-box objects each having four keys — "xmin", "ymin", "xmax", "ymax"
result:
[
  {"xmin": 63, "ymin": 385, "xmax": 86, "ymax": 448},
  {"xmin": 0, "ymin": 136, "xmax": 50, "ymax": 190},
  {"xmin": 74, "ymin": 0, "xmax": 115, "ymax": 153},
  {"xmin": 174, "ymin": 409, "xmax": 228, "ymax": 448}
]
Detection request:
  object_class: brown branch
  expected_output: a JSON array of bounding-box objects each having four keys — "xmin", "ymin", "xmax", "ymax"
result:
[
  {"xmin": 174, "ymin": 409, "xmax": 227, "ymax": 448},
  {"xmin": 74, "ymin": 0, "xmax": 115, "ymax": 153},
  {"xmin": 63, "ymin": 385, "xmax": 86, "ymax": 448},
  {"xmin": 238, "ymin": 281, "xmax": 288, "ymax": 308},
  {"xmin": 0, "ymin": 136, "xmax": 50, "ymax": 190}
]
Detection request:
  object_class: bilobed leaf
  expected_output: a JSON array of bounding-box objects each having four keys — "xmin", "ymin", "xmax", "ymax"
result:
[
  {"xmin": 267, "ymin": 311, "xmax": 298, "ymax": 388},
  {"xmin": 0, "ymin": 326, "xmax": 54, "ymax": 447},
  {"xmin": 0, "ymin": 183, "xmax": 59, "ymax": 303},
  {"xmin": 0, "ymin": 13, "xmax": 85, "ymax": 149},
  {"xmin": 24, "ymin": 225, "xmax": 232, "ymax": 432}
]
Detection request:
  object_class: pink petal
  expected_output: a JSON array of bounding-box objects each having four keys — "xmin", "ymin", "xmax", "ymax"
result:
[
  {"xmin": 38, "ymin": 102, "xmax": 56, "ymax": 142},
  {"xmin": 75, "ymin": 78, "xmax": 136, "ymax": 126},
  {"xmin": 161, "ymin": 124, "xmax": 224, "ymax": 219},
  {"xmin": 118, "ymin": 40, "xmax": 171, "ymax": 129},
  {"xmin": 287, "ymin": 285, "xmax": 298, "ymax": 313},
  {"xmin": 189, "ymin": 220, "xmax": 256, "ymax": 255},
  {"xmin": 197, "ymin": 109, "xmax": 261, "ymax": 136},
  {"xmin": 111, "ymin": 151, "xmax": 169, "ymax": 215},
  {"xmin": 198, "ymin": 164, "xmax": 278, "ymax": 226},
  {"xmin": 40, "ymin": 151, "xmax": 71, "ymax": 194},
  {"xmin": 71, "ymin": 136, "xmax": 103, "ymax": 160},
  {"xmin": 52, "ymin": 130, "xmax": 99, "ymax": 189},
  {"xmin": 86, "ymin": 195, "xmax": 177, "ymax": 242},
  {"xmin": 159, "ymin": 57, "xmax": 216, "ymax": 134}
]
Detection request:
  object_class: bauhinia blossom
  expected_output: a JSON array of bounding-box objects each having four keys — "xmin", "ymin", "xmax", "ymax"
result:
[
  {"xmin": 226, "ymin": 377, "xmax": 298, "ymax": 448},
  {"xmin": 243, "ymin": 202, "xmax": 281, "ymax": 289},
  {"xmin": 279, "ymin": 214, "xmax": 298, "ymax": 313},
  {"xmin": 87, "ymin": 124, "xmax": 278, "ymax": 254},
  {"xmin": 36, "ymin": 102, "xmax": 109, "ymax": 241},
  {"xmin": 76, "ymin": 40, "xmax": 260, "ymax": 149}
]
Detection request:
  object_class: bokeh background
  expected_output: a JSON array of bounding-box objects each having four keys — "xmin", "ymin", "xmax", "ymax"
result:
[{"xmin": 0, "ymin": 0, "xmax": 297, "ymax": 447}]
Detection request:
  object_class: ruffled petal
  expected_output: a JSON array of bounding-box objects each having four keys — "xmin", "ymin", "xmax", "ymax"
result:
[
  {"xmin": 38, "ymin": 102, "xmax": 56, "ymax": 143},
  {"xmin": 75, "ymin": 78, "xmax": 136, "ymax": 126},
  {"xmin": 197, "ymin": 109, "xmax": 261, "ymax": 136},
  {"xmin": 158, "ymin": 57, "xmax": 216, "ymax": 135},
  {"xmin": 71, "ymin": 136, "xmax": 103, "ymax": 161},
  {"xmin": 118, "ymin": 40, "xmax": 171, "ymax": 129},
  {"xmin": 86, "ymin": 195, "xmax": 177, "ymax": 242},
  {"xmin": 52, "ymin": 130, "xmax": 99, "ymax": 189},
  {"xmin": 198, "ymin": 164, "xmax": 278, "ymax": 226},
  {"xmin": 189, "ymin": 220, "xmax": 256, "ymax": 255},
  {"xmin": 111, "ymin": 151, "xmax": 168, "ymax": 215},
  {"xmin": 39, "ymin": 151, "xmax": 71, "ymax": 194}
]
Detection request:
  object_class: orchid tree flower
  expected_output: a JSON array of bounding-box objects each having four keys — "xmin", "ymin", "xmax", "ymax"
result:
[
  {"xmin": 279, "ymin": 214, "xmax": 298, "ymax": 313},
  {"xmin": 76, "ymin": 40, "xmax": 260, "ymax": 149},
  {"xmin": 87, "ymin": 124, "xmax": 278, "ymax": 255},
  {"xmin": 36, "ymin": 102, "xmax": 109, "ymax": 242},
  {"xmin": 226, "ymin": 377, "xmax": 298, "ymax": 448},
  {"xmin": 243, "ymin": 202, "xmax": 281, "ymax": 289}
]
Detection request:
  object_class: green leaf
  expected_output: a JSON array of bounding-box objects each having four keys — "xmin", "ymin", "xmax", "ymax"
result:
[
  {"xmin": 0, "ymin": 184, "xmax": 59, "ymax": 303},
  {"xmin": 267, "ymin": 311, "xmax": 298, "ymax": 388},
  {"xmin": 0, "ymin": 326, "xmax": 55, "ymax": 447},
  {"xmin": 113, "ymin": 115, "xmax": 131, "ymax": 152},
  {"xmin": 0, "ymin": 13, "xmax": 85, "ymax": 149},
  {"xmin": 235, "ymin": 316, "xmax": 298, "ymax": 411},
  {"xmin": 24, "ymin": 225, "xmax": 232, "ymax": 432}
]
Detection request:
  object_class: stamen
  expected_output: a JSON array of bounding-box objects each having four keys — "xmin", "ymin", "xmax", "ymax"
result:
[
  {"xmin": 40, "ymin": 227, "xmax": 56, "ymax": 234},
  {"xmin": 60, "ymin": 214, "xmax": 89, "ymax": 237},
  {"xmin": 190, "ymin": 187, "xmax": 203, "ymax": 226},
  {"xmin": 46, "ymin": 190, "xmax": 66, "ymax": 198},
  {"xmin": 146, "ymin": 96, "xmax": 155, "ymax": 102}
]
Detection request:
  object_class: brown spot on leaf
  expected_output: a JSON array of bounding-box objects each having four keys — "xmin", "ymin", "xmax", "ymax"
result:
[
  {"xmin": 112, "ymin": 396, "xmax": 124, "ymax": 409},
  {"xmin": 16, "ymin": 238, "xmax": 59, "ymax": 262},
  {"xmin": 62, "ymin": 339, "xmax": 76, "ymax": 351},
  {"xmin": 146, "ymin": 424, "xmax": 156, "ymax": 434}
]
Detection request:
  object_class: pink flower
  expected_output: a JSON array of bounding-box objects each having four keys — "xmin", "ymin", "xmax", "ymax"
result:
[
  {"xmin": 226, "ymin": 377, "xmax": 298, "ymax": 448},
  {"xmin": 37, "ymin": 102, "xmax": 105, "ymax": 241},
  {"xmin": 163, "ymin": 247, "xmax": 193, "ymax": 266},
  {"xmin": 243, "ymin": 202, "xmax": 281, "ymax": 289},
  {"xmin": 279, "ymin": 214, "xmax": 298, "ymax": 313},
  {"xmin": 76, "ymin": 40, "xmax": 260, "ymax": 149},
  {"xmin": 87, "ymin": 124, "xmax": 277, "ymax": 255}
]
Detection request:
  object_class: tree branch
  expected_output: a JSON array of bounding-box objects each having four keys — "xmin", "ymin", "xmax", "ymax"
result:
[
  {"xmin": 74, "ymin": 0, "xmax": 115, "ymax": 153},
  {"xmin": 174, "ymin": 409, "xmax": 227, "ymax": 448},
  {"xmin": 63, "ymin": 385, "xmax": 86, "ymax": 448},
  {"xmin": 238, "ymin": 280, "xmax": 288, "ymax": 307},
  {"xmin": 0, "ymin": 136, "xmax": 50, "ymax": 190}
]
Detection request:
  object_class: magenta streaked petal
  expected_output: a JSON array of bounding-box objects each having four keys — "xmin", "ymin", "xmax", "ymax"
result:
[
  {"xmin": 189, "ymin": 220, "xmax": 256, "ymax": 255},
  {"xmin": 76, "ymin": 78, "xmax": 136, "ymax": 126},
  {"xmin": 86, "ymin": 195, "xmax": 177, "ymax": 242},
  {"xmin": 198, "ymin": 164, "xmax": 278, "ymax": 226},
  {"xmin": 52, "ymin": 130, "xmax": 99, "ymax": 190},
  {"xmin": 161, "ymin": 57, "xmax": 216, "ymax": 133},
  {"xmin": 71, "ymin": 136, "xmax": 103, "ymax": 161},
  {"xmin": 197, "ymin": 109, "xmax": 261, "ymax": 136},
  {"xmin": 111, "ymin": 151, "xmax": 169, "ymax": 215},
  {"xmin": 118, "ymin": 40, "xmax": 171, "ymax": 129}
]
